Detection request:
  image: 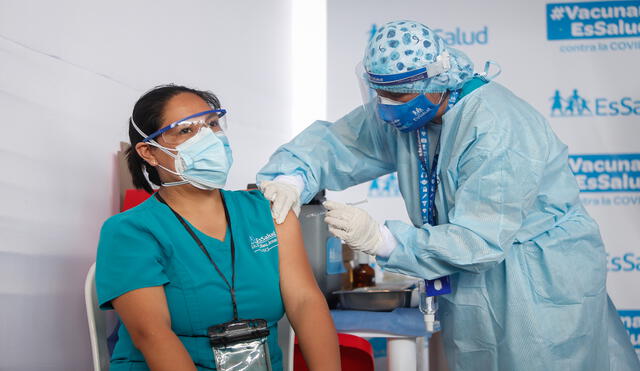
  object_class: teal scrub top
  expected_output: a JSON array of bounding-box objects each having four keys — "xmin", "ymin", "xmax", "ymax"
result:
[{"xmin": 96, "ymin": 190, "xmax": 284, "ymax": 371}]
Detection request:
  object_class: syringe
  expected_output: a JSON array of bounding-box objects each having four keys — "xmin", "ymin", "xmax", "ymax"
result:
[{"xmin": 304, "ymin": 199, "xmax": 369, "ymax": 218}]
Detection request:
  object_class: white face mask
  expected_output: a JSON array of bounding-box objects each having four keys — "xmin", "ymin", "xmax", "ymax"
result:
[
  {"xmin": 378, "ymin": 96, "xmax": 404, "ymax": 105},
  {"xmin": 152, "ymin": 128, "xmax": 234, "ymax": 190}
]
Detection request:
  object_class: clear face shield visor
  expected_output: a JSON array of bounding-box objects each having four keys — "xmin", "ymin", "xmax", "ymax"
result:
[
  {"xmin": 143, "ymin": 109, "xmax": 228, "ymax": 146},
  {"xmin": 356, "ymin": 62, "xmax": 383, "ymax": 124}
]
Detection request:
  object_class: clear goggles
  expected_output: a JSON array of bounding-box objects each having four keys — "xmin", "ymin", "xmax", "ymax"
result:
[{"xmin": 143, "ymin": 109, "xmax": 227, "ymax": 145}]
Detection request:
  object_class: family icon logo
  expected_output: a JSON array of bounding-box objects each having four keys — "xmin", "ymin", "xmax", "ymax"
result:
[
  {"xmin": 551, "ymin": 90, "xmax": 640, "ymax": 117},
  {"xmin": 550, "ymin": 89, "xmax": 593, "ymax": 117},
  {"xmin": 369, "ymin": 173, "xmax": 401, "ymax": 198}
]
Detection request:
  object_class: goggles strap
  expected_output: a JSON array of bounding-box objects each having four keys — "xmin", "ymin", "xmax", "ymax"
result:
[
  {"xmin": 130, "ymin": 115, "xmax": 177, "ymax": 146},
  {"xmin": 130, "ymin": 116, "xmax": 150, "ymax": 140}
]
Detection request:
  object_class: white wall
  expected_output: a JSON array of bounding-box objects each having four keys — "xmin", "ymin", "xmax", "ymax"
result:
[{"xmin": 0, "ymin": 1, "xmax": 292, "ymax": 370}]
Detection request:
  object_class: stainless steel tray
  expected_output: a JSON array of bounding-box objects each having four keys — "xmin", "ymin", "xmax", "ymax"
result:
[{"xmin": 333, "ymin": 284, "xmax": 414, "ymax": 312}]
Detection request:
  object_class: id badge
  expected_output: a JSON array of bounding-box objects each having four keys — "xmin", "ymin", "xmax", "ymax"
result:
[{"xmin": 208, "ymin": 319, "xmax": 272, "ymax": 371}]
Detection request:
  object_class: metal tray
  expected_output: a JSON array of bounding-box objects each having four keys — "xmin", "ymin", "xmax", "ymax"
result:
[{"xmin": 333, "ymin": 284, "xmax": 414, "ymax": 312}]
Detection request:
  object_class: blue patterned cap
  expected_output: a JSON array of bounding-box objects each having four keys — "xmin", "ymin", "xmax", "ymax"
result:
[{"xmin": 363, "ymin": 20, "xmax": 475, "ymax": 93}]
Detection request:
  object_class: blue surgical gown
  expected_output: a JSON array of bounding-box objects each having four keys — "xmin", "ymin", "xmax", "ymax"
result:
[{"xmin": 257, "ymin": 81, "xmax": 640, "ymax": 370}]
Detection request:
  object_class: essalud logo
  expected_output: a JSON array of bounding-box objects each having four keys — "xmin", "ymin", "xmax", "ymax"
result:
[
  {"xmin": 550, "ymin": 89, "xmax": 593, "ymax": 117},
  {"xmin": 550, "ymin": 89, "xmax": 640, "ymax": 117}
]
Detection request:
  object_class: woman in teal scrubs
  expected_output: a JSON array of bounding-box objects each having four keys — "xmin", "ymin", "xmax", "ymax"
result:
[{"xmin": 96, "ymin": 85, "xmax": 341, "ymax": 371}]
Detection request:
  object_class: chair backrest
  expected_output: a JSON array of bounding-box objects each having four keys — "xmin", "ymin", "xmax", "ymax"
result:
[
  {"xmin": 277, "ymin": 315, "xmax": 295, "ymax": 371},
  {"xmin": 84, "ymin": 263, "xmax": 110, "ymax": 371}
]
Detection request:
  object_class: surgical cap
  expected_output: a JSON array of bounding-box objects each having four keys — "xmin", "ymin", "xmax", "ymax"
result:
[{"xmin": 363, "ymin": 20, "xmax": 475, "ymax": 93}]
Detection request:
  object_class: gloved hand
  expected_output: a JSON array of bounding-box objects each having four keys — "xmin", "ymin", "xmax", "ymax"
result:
[
  {"xmin": 323, "ymin": 200, "xmax": 383, "ymax": 256},
  {"xmin": 259, "ymin": 180, "xmax": 301, "ymax": 224}
]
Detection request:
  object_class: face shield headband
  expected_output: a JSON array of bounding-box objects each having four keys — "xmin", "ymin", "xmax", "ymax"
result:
[{"xmin": 366, "ymin": 51, "xmax": 451, "ymax": 87}]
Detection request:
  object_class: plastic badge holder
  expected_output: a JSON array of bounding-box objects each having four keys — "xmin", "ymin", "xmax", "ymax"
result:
[{"xmin": 209, "ymin": 319, "xmax": 272, "ymax": 371}]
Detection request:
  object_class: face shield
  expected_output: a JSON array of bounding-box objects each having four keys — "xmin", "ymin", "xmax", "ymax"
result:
[{"xmin": 356, "ymin": 51, "xmax": 452, "ymax": 132}]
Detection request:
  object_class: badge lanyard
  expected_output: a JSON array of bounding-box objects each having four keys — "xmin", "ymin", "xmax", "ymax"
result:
[
  {"xmin": 417, "ymin": 90, "xmax": 460, "ymax": 297},
  {"xmin": 155, "ymin": 193, "xmax": 240, "ymax": 321}
]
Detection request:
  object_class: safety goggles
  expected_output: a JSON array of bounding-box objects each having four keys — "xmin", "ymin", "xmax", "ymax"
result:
[{"xmin": 143, "ymin": 109, "xmax": 228, "ymax": 145}]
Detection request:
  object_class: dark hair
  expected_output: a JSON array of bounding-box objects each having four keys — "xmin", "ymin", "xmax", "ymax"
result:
[{"xmin": 126, "ymin": 84, "xmax": 221, "ymax": 193}]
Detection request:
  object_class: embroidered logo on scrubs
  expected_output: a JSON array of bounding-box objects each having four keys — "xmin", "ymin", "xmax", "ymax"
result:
[{"xmin": 249, "ymin": 232, "xmax": 278, "ymax": 253}]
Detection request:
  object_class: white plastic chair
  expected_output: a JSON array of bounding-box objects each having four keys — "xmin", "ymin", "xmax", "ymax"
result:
[
  {"xmin": 84, "ymin": 262, "xmax": 112, "ymax": 371},
  {"xmin": 277, "ymin": 315, "xmax": 295, "ymax": 371}
]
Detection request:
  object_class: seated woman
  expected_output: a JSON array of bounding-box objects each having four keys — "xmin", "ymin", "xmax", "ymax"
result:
[{"xmin": 96, "ymin": 84, "xmax": 341, "ymax": 371}]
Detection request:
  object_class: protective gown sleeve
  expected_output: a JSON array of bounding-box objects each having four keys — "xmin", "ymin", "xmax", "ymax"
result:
[
  {"xmin": 257, "ymin": 106, "xmax": 397, "ymax": 204},
  {"xmin": 378, "ymin": 106, "xmax": 548, "ymax": 279}
]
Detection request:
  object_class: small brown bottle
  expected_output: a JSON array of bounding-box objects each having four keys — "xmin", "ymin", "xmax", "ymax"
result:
[
  {"xmin": 341, "ymin": 243, "xmax": 355, "ymax": 290},
  {"xmin": 352, "ymin": 252, "xmax": 375, "ymax": 288}
]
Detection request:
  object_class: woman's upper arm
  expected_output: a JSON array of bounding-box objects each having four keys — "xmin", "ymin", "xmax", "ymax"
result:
[{"xmin": 275, "ymin": 211, "xmax": 322, "ymax": 305}]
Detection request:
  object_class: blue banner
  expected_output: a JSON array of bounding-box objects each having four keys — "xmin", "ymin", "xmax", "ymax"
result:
[
  {"xmin": 618, "ymin": 310, "xmax": 640, "ymax": 352},
  {"xmin": 569, "ymin": 153, "xmax": 640, "ymax": 192},
  {"xmin": 547, "ymin": 1, "xmax": 640, "ymax": 40}
]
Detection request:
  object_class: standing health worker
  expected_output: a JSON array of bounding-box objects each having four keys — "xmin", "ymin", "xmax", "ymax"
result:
[{"xmin": 256, "ymin": 20, "xmax": 639, "ymax": 371}]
